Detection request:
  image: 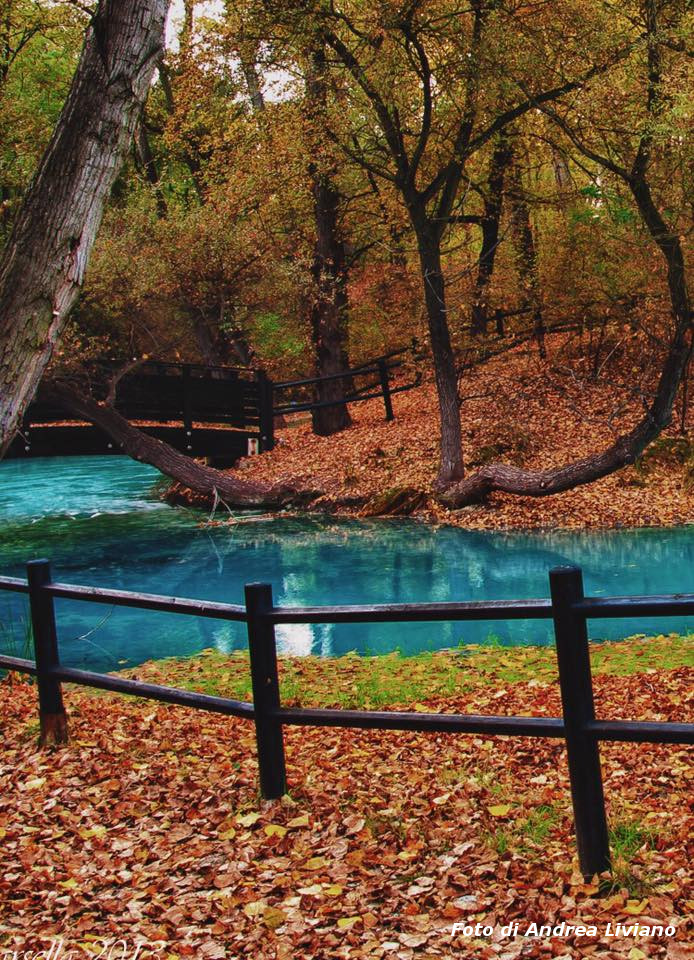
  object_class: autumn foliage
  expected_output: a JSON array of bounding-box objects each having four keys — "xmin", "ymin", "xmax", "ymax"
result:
[{"xmin": 1, "ymin": 637, "xmax": 692, "ymax": 959}]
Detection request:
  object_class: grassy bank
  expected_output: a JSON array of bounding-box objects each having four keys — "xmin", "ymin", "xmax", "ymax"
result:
[{"xmin": 127, "ymin": 633, "xmax": 694, "ymax": 710}]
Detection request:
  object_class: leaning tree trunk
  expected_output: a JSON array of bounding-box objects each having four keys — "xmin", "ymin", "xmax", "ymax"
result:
[
  {"xmin": 0, "ymin": 0, "xmax": 168, "ymax": 457},
  {"xmin": 440, "ymin": 0, "xmax": 691, "ymax": 507},
  {"xmin": 47, "ymin": 382, "xmax": 308, "ymax": 507},
  {"xmin": 440, "ymin": 176, "xmax": 691, "ymax": 506}
]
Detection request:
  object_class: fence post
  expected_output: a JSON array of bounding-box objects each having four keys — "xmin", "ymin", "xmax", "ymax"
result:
[
  {"xmin": 257, "ymin": 371, "xmax": 275, "ymax": 451},
  {"xmin": 27, "ymin": 560, "xmax": 68, "ymax": 747},
  {"xmin": 549, "ymin": 566, "xmax": 610, "ymax": 878},
  {"xmin": 245, "ymin": 582, "xmax": 286, "ymax": 798},
  {"xmin": 377, "ymin": 358, "xmax": 394, "ymax": 421}
]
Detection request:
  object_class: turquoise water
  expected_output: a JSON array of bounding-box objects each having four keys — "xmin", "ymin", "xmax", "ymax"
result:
[{"xmin": 0, "ymin": 456, "xmax": 692, "ymax": 670}]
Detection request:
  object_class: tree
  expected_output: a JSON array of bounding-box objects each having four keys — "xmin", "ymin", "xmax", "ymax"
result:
[
  {"xmin": 467, "ymin": 135, "xmax": 513, "ymax": 337},
  {"xmin": 0, "ymin": 0, "xmax": 169, "ymax": 456},
  {"xmin": 441, "ymin": 0, "xmax": 692, "ymax": 506},
  {"xmin": 283, "ymin": 0, "xmax": 635, "ymax": 487}
]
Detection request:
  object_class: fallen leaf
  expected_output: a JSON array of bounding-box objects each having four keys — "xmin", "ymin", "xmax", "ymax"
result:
[{"xmin": 264, "ymin": 824, "xmax": 288, "ymax": 838}]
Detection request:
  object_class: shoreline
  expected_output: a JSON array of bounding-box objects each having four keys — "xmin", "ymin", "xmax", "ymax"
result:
[
  {"xmin": 178, "ymin": 336, "xmax": 694, "ymax": 531},
  {"xmin": 165, "ymin": 485, "xmax": 694, "ymax": 533}
]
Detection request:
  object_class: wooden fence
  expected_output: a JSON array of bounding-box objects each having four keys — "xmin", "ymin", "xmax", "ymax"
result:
[
  {"xmin": 9, "ymin": 362, "xmax": 269, "ymax": 463},
  {"xmin": 272, "ymin": 348, "xmax": 420, "ymax": 426},
  {"xmin": 0, "ymin": 560, "xmax": 692, "ymax": 878}
]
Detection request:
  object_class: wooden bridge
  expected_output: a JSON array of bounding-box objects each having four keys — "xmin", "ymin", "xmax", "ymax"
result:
[
  {"xmin": 5, "ymin": 350, "xmax": 417, "ymax": 465},
  {"xmin": 6, "ymin": 362, "xmax": 275, "ymax": 466}
]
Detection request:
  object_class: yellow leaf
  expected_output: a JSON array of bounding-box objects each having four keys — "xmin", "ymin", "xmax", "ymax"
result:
[
  {"xmin": 243, "ymin": 900, "xmax": 266, "ymax": 918},
  {"xmin": 337, "ymin": 916, "xmax": 360, "ymax": 929},
  {"xmin": 629, "ymin": 949, "xmax": 647, "ymax": 960},
  {"xmin": 263, "ymin": 907, "xmax": 286, "ymax": 929},
  {"xmin": 297, "ymin": 884, "xmax": 323, "ymax": 896},
  {"xmin": 59, "ymin": 878, "xmax": 79, "ymax": 890},
  {"xmin": 288, "ymin": 814, "xmax": 309, "ymax": 828},
  {"xmin": 432, "ymin": 793, "xmax": 450, "ymax": 805},
  {"xmin": 25, "ymin": 777, "xmax": 46, "ymax": 790},
  {"xmin": 305, "ymin": 856, "xmax": 328, "ymax": 870},
  {"xmin": 325, "ymin": 884, "xmax": 343, "ymax": 896},
  {"xmin": 487, "ymin": 804, "xmax": 512, "ymax": 817},
  {"xmin": 80, "ymin": 825, "xmax": 107, "ymax": 839},
  {"xmin": 264, "ymin": 824, "xmax": 288, "ymax": 838},
  {"xmin": 622, "ymin": 898, "xmax": 649, "ymax": 915},
  {"xmin": 237, "ymin": 812, "xmax": 260, "ymax": 828},
  {"xmin": 0, "ymin": 829, "xmax": 6, "ymax": 840},
  {"xmin": 219, "ymin": 828, "xmax": 236, "ymax": 840}
]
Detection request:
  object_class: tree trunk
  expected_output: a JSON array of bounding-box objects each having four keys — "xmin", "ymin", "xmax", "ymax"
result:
[
  {"xmin": 239, "ymin": 53, "xmax": 265, "ymax": 114},
  {"xmin": 47, "ymin": 382, "xmax": 308, "ymax": 507},
  {"xmin": 440, "ymin": 324, "xmax": 690, "ymax": 506},
  {"xmin": 134, "ymin": 120, "xmax": 168, "ymax": 219},
  {"xmin": 306, "ymin": 46, "xmax": 351, "ymax": 437},
  {"xmin": 509, "ymin": 160, "xmax": 546, "ymax": 359},
  {"xmin": 309, "ymin": 170, "xmax": 352, "ymax": 436},
  {"xmin": 415, "ymin": 226, "xmax": 464, "ymax": 486},
  {"xmin": 470, "ymin": 139, "xmax": 513, "ymax": 336},
  {"xmin": 0, "ymin": 0, "xmax": 168, "ymax": 457}
]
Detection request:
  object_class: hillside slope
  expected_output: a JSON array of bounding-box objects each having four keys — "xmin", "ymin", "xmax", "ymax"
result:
[{"xmin": 181, "ymin": 333, "xmax": 694, "ymax": 530}]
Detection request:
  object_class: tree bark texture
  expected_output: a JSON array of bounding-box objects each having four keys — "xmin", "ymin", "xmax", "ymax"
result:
[
  {"xmin": 0, "ymin": 0, "xmax": 168, "ymax": 457},
  {"xmin": 415, "ymin": 225, "xmax": 465, "ymax": 486},
  {"xmin": 306, "ymin": 45, "xmax": 351, "ymax": 437},
  {"xmin": 470, "ymin": 139, "xmax": 513, "ymax": 336}
]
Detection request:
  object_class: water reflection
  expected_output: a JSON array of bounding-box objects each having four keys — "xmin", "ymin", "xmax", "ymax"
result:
[{"xmin": 0, "ymin": 456, "xmax": 692, "ymax": 670}]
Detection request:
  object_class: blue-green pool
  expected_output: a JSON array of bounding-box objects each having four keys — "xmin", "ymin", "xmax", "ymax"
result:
[{"xmin": 0, "ymin": 456, "xmax": 692, "ymax": 670}]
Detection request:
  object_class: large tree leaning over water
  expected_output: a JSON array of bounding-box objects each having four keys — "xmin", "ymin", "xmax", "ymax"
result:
[{"xmin": 0, "ymin": 0, "xmax": 169, "ymax": 456}]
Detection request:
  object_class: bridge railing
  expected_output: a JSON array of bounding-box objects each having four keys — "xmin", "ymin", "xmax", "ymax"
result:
[
  {"xmin": 1, "ymin": 560, "xmax": 691, "ymax": 879},
  {"xmin": 19, "ymin": 351, "xmax": 421, "ymax": 457},
  {"xmin": 272, "ymin": 347, "xmax": 421, "ymax": 425}
]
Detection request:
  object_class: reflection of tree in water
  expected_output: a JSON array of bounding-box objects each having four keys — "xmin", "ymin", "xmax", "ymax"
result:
[{"xmin": 2, "ymin": 505, "xmax": 693, "ymax": 667}]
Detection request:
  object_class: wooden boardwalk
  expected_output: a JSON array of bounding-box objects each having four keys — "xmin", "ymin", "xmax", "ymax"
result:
[{"xmin": 6, "ymin": 362, "xmax": 272, "ymax": 466}]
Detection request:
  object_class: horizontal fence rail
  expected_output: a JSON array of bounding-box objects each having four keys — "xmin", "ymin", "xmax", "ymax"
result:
[
  {"xmin": 0, "ymin": 560, "xmax": 692, "ymax": 879},
  {"xmin": 272, "ymin": 347, "xmax": 420, "ymax": 423}
]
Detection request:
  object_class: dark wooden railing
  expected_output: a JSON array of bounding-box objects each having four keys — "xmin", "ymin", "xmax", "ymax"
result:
[
  {"xmin": 10, "ymin": 351, "xmax": 420, "ymax": 461},
  {"xmin": 11, "ymin": 362, "xmax": 270, "ymax": 463},
  {"xmin": 272, "ymin": 347, "xmax": 420, "ymax": 423},
  {"xmin": 1, "ymin": 560, "xmax": 691, "ymax": 879}
]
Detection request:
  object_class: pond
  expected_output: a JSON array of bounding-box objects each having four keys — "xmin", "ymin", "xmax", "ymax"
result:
[{"xmin": 0, "ymin": 456, "xmax": 692, "ymax": 671}]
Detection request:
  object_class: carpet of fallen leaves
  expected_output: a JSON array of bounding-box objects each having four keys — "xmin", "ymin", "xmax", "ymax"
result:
[
  {"xmin": 222, "ymin": 332, "xmax": 694, "ymax": 529},
  {"xmin": 1, "ymin": 647, "xmax": 692, "ymax": 960}
]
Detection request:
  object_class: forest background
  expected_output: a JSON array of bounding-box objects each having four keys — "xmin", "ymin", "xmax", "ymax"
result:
[{"xmin": 0, "ymin": 0, "xmax": 691, "ymax": 511}]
